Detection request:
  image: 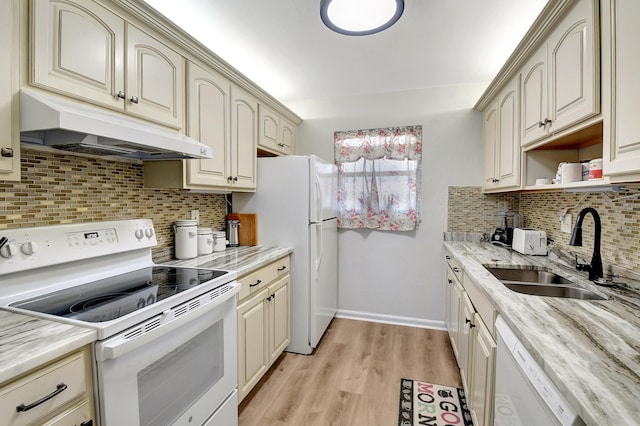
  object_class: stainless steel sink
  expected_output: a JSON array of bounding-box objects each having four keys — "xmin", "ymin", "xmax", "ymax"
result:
[
  {"xmin": 485, "ymin": 266, "xmax": 573, "ymax": 284},
  {"xmin": 503, "ymin": 282, "xmax": 607, "ymax": 300},
  {"xmin": 484, "ymin": 265, "xmax": 608, "ymax": 301}
]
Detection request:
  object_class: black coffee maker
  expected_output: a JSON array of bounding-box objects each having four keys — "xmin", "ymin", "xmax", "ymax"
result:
[{"xmin": 490, "ymin": 202, "xmax": 520, "ymax": 247}]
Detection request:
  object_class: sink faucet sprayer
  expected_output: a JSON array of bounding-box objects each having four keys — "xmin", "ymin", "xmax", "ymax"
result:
[{"xmin": 569, "ymin": 207, "xmax": 603, "ymax": 281}]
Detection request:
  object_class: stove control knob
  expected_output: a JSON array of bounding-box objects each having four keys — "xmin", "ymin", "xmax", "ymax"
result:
[
  {"xmin": 144, "ymin": 228, "xmax": 154, "ymax": 239},
  {"xmin": 135, "ymin": 229, "xmax": 144, "ymax": 240},
  {"xmin": 0, "ymin": 243, "xmax": 17, "ymax": 259},
  {"xmin": 21, "ymin": 241, "xmax": 38, "ymax": 255}
]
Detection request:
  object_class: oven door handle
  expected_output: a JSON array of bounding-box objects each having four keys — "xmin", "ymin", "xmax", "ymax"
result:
[{"xmin": 95, "ymin": 282, "xmax": 239, "ymax": 362}]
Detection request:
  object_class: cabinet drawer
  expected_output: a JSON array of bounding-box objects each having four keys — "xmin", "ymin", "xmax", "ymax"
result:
[
  {"xmin": 463, "ymin": 273, "xmax": 497, "ymax": 338},
  {"xmin": 445, "ymin": 254, "xmax": 464, "ymax": 284},
  {"xmin": 42, "ymin": 399, "xmax": 93, "ymax": 426},
  {"xmin": 238, "ymin": 256, "xmax": 290, "ymax": 301},
  {"xmin": 0, "ymin": 351, "xmax": 88, "ymax": 426}
]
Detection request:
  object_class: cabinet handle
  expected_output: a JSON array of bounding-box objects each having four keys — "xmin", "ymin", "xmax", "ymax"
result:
[
  {"xmin": 116, "ymin": 91, "xmax": 126, "ymax": 100},
  {"xmin": 452, "ymin": 267, "xmax": 460, "ymax": 273},
  {"xmin": 544, "ymin": 118, "xmax": 552, "ymax": 126},
  {"xmin": 445, "ymin": 255, "xmax": 451, "ymax": 260},
  {"xmin": 538, "ymin": 121, "xmax": 545, "ymax": 128},
  {"xmin": 277, "ymin": 266, "xmax": 287, "ymax": 272},
  {"xmin": 465, "ymin": 318, "xmax": 476, "ymax": 328},
  {"xmin": 80, "ymin": 421, "xmax": 93, "ymax": 426},
  {"xmin": 1, "ymin": 147, "xmax": 14, "ymax": 158},
  {"xmin": 267, "ymin": 294, "xmax": 273, "ymax": 301},
  {"xmin": 227, "ymin": 176, "xmax": 233, "ymax": 181},
  {"xmin": 233, "ymin": 177, "xmax": 238, "ymax": 182},
  {"xmin": 448, "ymin": 279, "xmax": 453, "ymax": 284},
  {"xmin": 16, "ymin": 383, "xmax": 68, "ymax": 412},
  {"xmin": 130, "ymin": 96, "xmax": 139, "ymax": 104},
  {"xmin": 249, "ymin": 279, "xmax": 262, "ymax": 287}
]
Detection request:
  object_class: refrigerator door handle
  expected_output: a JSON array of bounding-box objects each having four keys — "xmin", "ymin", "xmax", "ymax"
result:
[
  {"xmin": 313, "ymin": 172, "xmax": 323, "ymax": 223},
  {"xmin": 315, "ymin": 223, "xmax": 323, "ymax": 272}
]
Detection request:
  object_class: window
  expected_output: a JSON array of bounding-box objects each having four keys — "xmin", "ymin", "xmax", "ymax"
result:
[{"xmin": 334, "ymin": 126, "xmax": 422, "ymax": 231}]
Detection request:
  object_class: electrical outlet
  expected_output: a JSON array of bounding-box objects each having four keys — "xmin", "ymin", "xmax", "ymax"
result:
[
  {"xmin": 191, "ymin": 210, "xmax": 200, "ymax": 225},
  {"xmin": 561, "ymin": 213, "xmax": 572, "ymax": 233}
]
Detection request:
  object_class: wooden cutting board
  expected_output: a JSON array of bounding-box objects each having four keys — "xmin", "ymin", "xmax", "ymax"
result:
[{"xmin": 227, "ymin": 213, "xmax": 258, "ymax": 246}]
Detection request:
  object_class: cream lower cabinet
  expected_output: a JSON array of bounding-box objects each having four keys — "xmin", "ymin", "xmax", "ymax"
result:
[
  {"xmin": 31, "ymin": 0, "xmax": 184, "ymax": 130},
  {"xmin": 444, "ymin": 252, "xmax": 497, "ymax": 426},
  {"xmin": 258, "ymin": 104, "xmax": 296, "ymax": 156},
  {"xmin": 602, "ymin": 0, "xmax": 640, "ymax": 181},
  {"xmin": 0, "ymin": 346, "xmax": 95, "ymax": 426},
  {"xmin": 0, "ymin": 0, "xmax": 19, "ymax": 182},
  {"xmin": 143, "ymin": 61, "xmax": 257, "ymax": 192},
  {"xmin": 237, "ymin": 256, "xmax": 290, "ymax": 403}
]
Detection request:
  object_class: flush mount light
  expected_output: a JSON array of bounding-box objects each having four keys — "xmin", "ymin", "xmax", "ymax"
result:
[{"xmin": 320, "ymin": 0, "xmax": 405, "ymax": 36}]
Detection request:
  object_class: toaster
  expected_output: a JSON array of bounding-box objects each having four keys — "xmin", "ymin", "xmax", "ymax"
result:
[{"xmin": 512, "ymin": 228, "xmax": 547, "ymax": 255}]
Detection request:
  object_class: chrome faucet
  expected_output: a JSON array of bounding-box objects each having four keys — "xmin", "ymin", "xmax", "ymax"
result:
[{"xmin": 569, "ymin": 207, "xmax": 603, "ymax": 281}]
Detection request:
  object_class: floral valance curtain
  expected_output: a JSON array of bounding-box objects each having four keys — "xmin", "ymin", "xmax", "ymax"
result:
[{"xmin": 334, "ymin": 126, "xmax": 422, "ymax": 231}]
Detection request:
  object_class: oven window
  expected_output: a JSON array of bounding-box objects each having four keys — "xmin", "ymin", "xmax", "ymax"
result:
[{"xmin": 137, "ymin": 320, "xmax": 224, "ymax": 425}]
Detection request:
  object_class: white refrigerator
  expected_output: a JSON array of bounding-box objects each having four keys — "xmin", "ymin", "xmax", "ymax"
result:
[{"xmin": 232, "ymin": 155, "xmax": 338, "ymax": 355}]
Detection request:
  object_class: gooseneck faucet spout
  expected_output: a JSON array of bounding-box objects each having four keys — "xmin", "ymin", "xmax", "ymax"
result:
[{"xmin": 569, "ymin": 207, "xmax": 603, "ymax": 281}]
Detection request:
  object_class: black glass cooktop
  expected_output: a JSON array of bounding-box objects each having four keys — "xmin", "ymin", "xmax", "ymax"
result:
[{"xmin": 10, "ymin": 266, "xmax": 228, "ymax": 323}]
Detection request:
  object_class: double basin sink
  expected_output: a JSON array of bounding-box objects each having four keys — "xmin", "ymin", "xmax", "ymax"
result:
[{"xmin": 484, "ymin": 266, "xmax": 607, "ymax": 300}]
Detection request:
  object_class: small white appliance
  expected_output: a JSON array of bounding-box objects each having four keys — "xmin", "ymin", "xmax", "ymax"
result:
[
  {"xmin": 495, "ymin": 316, "xmax": 585, "ymax": 425},
  {"xmin": 512, "ymin": 228, "xmax": 547, "ymax": 256},
  {"xmin": 233, "ymin": 155, "xmax": 338, "ymax": 355},
  {"xmin": 0, "ymin": 220, "xmax": 239, "ymax": 426}
]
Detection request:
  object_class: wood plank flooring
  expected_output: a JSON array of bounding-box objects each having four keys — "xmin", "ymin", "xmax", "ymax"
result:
[{"xmin": 238, "ymin": 318, "xmax": 462, "ymax": 426}]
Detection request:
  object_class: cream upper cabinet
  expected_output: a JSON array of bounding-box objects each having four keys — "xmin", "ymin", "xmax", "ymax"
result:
[
  {"xmin": 602, "ymin": 0, "xmax": 640, "ymax": 181},
  {"xmin": 0, "ymin": 0, "xmax": 20, "ymax": 182},
  {"xmin": 258, "ymin": 104, "xmax": 296, "ymax": 156},
  {"xmin": 185, "ymin": 62, "xmax": 231, "ymax": 188},
  {"xmin": 230, "ymin": 86, "xmax": 258, "ymax": 191},
  {"xmin": 31, "ymin": 0, "xmax": 184, "ymax": 130},
  {"xmin": 483, "ymin": 78, "xmax": 521, "ymax": 192},
  {"xmin": 521, "ymin": 0, "xmax": 599, "ymax": 147}
]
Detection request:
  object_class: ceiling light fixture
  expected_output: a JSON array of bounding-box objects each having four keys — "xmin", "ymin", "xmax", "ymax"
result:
[{"xmin": 320, "ymin": 0, "xmax": 405, "ymax": 36}]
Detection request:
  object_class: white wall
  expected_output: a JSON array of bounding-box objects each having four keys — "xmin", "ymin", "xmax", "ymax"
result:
[{"xmin": 290, "ymin": 84, "xmax": 485, "ymax": 329}]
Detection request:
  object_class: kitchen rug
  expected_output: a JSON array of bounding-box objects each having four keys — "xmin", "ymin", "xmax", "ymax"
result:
[{"xmin": 398, "ymin": 378, "xmax": 473, "ymax": 426}]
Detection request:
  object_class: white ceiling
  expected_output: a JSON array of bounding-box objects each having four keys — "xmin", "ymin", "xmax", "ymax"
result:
[{"xmin": 143, "ymin": 0, "xmax": 548, "ymax": 115}]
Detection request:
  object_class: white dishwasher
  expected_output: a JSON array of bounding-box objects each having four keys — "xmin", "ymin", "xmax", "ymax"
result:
[{"xmin": 494, "ymin": 316, "xmax": 586, "ymax": 426}]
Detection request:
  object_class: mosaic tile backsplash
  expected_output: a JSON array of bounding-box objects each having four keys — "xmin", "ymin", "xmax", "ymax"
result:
[
  {"xmin": 448, "ymin": 185, "xmax": 640, "ymax": 273},
  {"xmin": 0, "ymin": 148, "xmax": 228, "ymax": 261}
]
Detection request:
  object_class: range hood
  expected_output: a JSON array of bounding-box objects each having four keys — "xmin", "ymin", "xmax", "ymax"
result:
[{"xmin": 19, "ymin": 89, "xmax": 213, "ymax": 160}]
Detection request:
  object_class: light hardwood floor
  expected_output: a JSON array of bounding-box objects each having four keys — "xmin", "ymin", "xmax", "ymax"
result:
[{"xmin": 238, "ymin": 318, "xmax": 462, "ymax": 426}]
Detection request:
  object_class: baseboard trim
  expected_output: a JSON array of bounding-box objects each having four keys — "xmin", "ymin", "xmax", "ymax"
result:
[{"xmin": 335, "ymin": 309, "xmax": 446, "ymax": 331}]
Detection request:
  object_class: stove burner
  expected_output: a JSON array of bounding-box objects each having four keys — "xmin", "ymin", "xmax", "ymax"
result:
[{"xmin": 69, "ymin": 293, "xmax": 136, "ymax": 313}]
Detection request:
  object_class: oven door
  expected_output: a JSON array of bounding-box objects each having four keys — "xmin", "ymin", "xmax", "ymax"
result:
[{"xmin": 94, "ymin": 286, "xmax": 238, "ymax": 426}]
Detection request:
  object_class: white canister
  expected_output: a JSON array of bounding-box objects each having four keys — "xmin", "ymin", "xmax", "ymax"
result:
[
  {"xmin": 589, "ymin": 158, "xmax": 603, "ymax": 180},
  {"xmin": 213, "ymin": 231, "xmax": 228, "ymax": 252},
  {"xmin": 197, "ymin": 227, "xmax": 214, "ymax": 256},
  {"xmin": 560, "ymin": 163, "xmax": 583, "ymax": 184},
  {"xmin": 174, "ymin": 219, "xmax": 198, "ymax": 259}
]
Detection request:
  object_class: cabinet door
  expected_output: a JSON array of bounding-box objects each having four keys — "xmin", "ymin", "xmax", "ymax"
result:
[
  {"xmin": 268, "ymin": 275, "xmax": 290, "ymax": 365},
  {"xmin": 445, "ymin": 266, "xmax": 461, "ymax": 360},
  {"xmin": 0, "ymin": 0, "xmax": 19, "ymax": 181},
  {"xmin": 31, "ymin": 0, "xmax": 125, "ymax": 110},
  {"xmin": 230, "ymin": 86, "xmax": 258, "ymax": 190},
  {"xmin": 521, "ymin": 46, "xmax": 549, "ymax": 146},
  {"xmin": 258, "ymin": 105, "xmax": 281, "ymax": 152},
  {"xmin": 126, "ymin": 25, "xmax": 184, "ymax": 130},
  {"xmin": 603, "ymin": 0, "xmax": 640, "ymax": 179},
  {"xmin": 482, "ymin": 100, "xmax": 499, "ymax": 189},
  {"xmin": 469, "ymin": 317, "xmax": 496, "ymax": 426},
  {"xmin": 548, "ymin": 0, "xmax": 599, "ymax": 134},
  {"xmin": 185, "ymin": 62, "xmax": 231, "ymax": 188},
  {"xmin": 279, "ymin": 117, "xmax": 297, "ymax": 155},
  {"xmin": 237, "ymin": 289, "xmax": 269, "ymax": 401},
  {"xmin": 458, "ymin": 292, "xmax": 474, "ymax": 394},
  {"xmin": 497, "ymin": 81, "xmax": 521, "ymax": 189}
]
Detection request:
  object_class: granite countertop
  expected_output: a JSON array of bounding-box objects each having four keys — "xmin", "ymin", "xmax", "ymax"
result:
[
  {"xmin": 0, "ymin": 311, "xmax": 96, "ymax": 385},
  {"xmin": 0, "ymin": 245, "xmax": 291, "ymax": 387},
  {"xmin": 444, "ymin": 241, "xmax": 640, "ymax": 426},
  {"xmin": 163, "ymin": 245, "xmax": 293, "ymax": 277}
]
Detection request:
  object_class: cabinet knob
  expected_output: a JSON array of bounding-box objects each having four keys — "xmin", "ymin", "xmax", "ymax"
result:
[
  {"xmin": 116, "ymin": 91, "xmax": 126, "ymax": 100},
  {"xmin": 1, "ymin": 147, "xmax": 14, "ymax": 158},
  {"xmin": 130, "ymin": 96, "xmax": 139, "ymax": 104}
]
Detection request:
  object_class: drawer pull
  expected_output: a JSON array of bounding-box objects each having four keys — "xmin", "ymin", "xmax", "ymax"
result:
[
  {"xmin": 1, "ymin": 147, "xmax": 14, "ymax": 158},
  {"xmin": 250, "ymin": 279, "xmax": 262, "ymax": 287},
  {"xmin": 277, "ymin": 266, "xmax": 287, "ymax": 272},
  {"xmin": 16, "ymin": 383, "xmax": 68, "ymax": 412},
  {"xmin": 452, "ymin": 267, "xmax": 460, "ymax": 273},
  {"xmin": 445, "ymin": 255, "xmax": 451, "ymax": 260}
]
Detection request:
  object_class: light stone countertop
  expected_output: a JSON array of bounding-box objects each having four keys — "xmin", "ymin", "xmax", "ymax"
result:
[
  {"xmin": 0, "ymin": 245, "xmax": 290, "ymax": 387},
  {"xmin": 444, "ymin": 241, "xmax": 640, "ymax": 426},
  {"xmin": 0, "ymin": 311, "xmax": 96, "ymax": 385}
]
